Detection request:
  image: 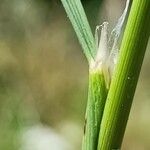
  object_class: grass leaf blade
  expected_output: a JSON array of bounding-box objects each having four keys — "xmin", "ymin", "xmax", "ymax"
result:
[{"xmin": 61, "ymin": 0, "xmax": 96, "ymax": 62}]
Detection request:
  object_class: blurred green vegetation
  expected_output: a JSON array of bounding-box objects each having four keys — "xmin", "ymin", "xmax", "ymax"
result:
[{"xmin": 0, "ymin": 0, "xmax": 149, "ymax": 150}]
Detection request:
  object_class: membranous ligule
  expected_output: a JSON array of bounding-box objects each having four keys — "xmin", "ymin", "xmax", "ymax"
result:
[{"xmin": 90, "ymin": 0, "xmax": 130, "ymax": 88}]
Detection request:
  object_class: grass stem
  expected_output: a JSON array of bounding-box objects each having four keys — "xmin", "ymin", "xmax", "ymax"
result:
[{"xmin": 98, "ymin": 0, "xmax": 150, "ymax": 149}]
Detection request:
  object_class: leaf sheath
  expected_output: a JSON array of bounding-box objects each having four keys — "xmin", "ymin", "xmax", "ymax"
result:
[{"xmin": 82, "ymin": 70, "xmax": 107, "ymax": 150}]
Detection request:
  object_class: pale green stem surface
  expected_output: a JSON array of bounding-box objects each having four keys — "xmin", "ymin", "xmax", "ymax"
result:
[
  {"xmin": 98, "ymin": 0, "xmax": 150, "ymax": 149},
  {"xmin": 82, "ymin": 70, "xmax": 107, "ymax": 150}
]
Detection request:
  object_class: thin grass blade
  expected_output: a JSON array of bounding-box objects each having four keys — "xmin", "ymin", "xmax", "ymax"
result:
[{"xmin": 61, "ymin": 0, "xmax": 96, "ymax": 62}]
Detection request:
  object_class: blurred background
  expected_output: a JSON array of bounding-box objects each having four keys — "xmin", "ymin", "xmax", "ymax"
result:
[{"xmin": 0, "ymin": 0, "xmax": 149, "ymax": 150}]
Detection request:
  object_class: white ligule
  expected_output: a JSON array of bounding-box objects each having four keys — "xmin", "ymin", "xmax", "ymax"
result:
[
  {"xmin": 96, "ymin": 22, "xmax": 109, "ymax": 67},
  {"xmin": 90, "ymin": 22, "xmax": 109, "ymax": 72},
  {"xmin": 92, "ymin": 0, "xmax": 130, "ymax": 88}
]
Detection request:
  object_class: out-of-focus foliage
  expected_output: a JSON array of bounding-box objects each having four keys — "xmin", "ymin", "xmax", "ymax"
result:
[{"xmin": 0, "ymin": 0, "xmax": 149, "ymax": 150}]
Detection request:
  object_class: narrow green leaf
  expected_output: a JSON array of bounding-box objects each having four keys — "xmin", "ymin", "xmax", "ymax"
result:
[
  {"xmin": 98, "ymin": 0, "xmax": 150, "ymax": 149},
  {"xmin": 61, "ymin": 0, "xmax": 96, "ymax": 62}
]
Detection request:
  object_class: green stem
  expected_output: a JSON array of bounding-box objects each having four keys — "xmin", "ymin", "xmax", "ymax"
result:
[
  {"xmin": 82, "ymin": 69, "xmax": 107, "ymax": 150},
  {"xmin": 98, "ymin": 0, "xmax": 150, "ymax": 149}
]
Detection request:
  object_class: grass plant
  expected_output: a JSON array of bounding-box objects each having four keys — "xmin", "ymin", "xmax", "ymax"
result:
[{"xmin": 61, "ymin": 0, "xmax": 150, "ymax": 149}]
